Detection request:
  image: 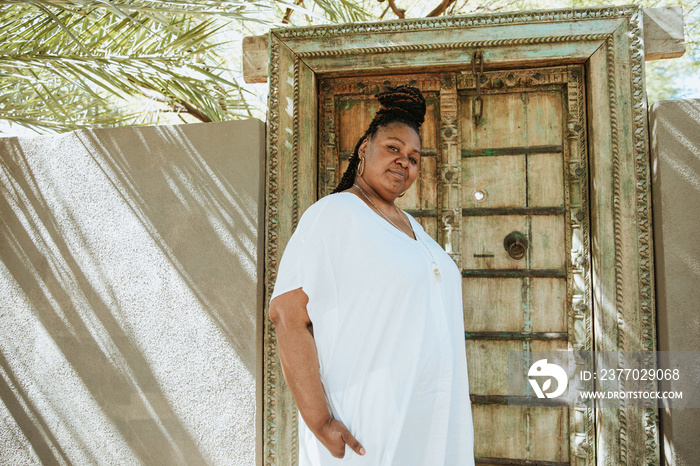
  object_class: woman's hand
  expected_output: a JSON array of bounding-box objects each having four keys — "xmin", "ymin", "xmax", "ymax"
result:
[{"xmin": 315, "ymin": 417, "xmax": 366, "ymax": 458}]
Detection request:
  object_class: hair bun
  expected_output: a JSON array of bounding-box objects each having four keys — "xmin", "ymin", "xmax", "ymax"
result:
[{"xmin": 374, "ymin": 85, "xmax": 426, "ymax": 128}]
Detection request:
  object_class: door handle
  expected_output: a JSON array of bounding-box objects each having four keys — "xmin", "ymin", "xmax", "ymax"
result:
[{"xmin": 504, "ymin": 231, "xmax": 528, "ymax": 260}]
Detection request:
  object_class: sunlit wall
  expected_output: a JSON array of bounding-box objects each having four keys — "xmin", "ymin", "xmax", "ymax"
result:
[
  {"xmin": 650, "ymin": 99, "xmax": 700, "ymax": 466},
  {"xmin": 0, "ymin": 120, "xmax": 264, "ymax": 465}
]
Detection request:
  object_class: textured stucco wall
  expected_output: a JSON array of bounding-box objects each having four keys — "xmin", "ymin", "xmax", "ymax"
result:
[
  {"xmin": 649, "ymin": 99, "xmax": 700, "ymax": 466},
  {"xmin": 0, "ymin": 120, "xmax": 265, "ymax": 465}
]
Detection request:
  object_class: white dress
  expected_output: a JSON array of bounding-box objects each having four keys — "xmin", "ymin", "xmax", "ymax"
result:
[{"xmin": 271, "ymin": 192, "xmax": 474, "ymax": 465}]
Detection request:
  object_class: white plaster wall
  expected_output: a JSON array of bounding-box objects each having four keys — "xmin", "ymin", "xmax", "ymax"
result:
[
  {"xmin": 0, "ymin": 120, "xmax": 265, "ymax": 465},
  {"xmin": 649, "ymin": 99, "xmax": 700, "ymax": 466}
]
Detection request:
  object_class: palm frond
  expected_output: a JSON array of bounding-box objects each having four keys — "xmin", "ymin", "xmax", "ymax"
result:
[
  {"xmin": 0, "ymin": 1, "xmax": 267, "ymax": 133},
  {"xmin": 305, "ymin": 0, "xmax": 372, "ymax": 23},
  {"xmin": 1, "ymin": 0, "xmax": 696, "ymax": 135},
  {"xmin": 2, "ymin": 0, "xmax": 273, "ymax": 22}
]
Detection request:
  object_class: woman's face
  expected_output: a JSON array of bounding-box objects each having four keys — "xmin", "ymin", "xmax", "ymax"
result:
[{"xmin": 358, "ymin": 122, "xmax": 421, "ymax": 201}]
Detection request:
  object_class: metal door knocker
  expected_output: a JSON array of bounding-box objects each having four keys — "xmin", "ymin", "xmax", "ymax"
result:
[{"xmin": 504, "ymin": 231, "xmax": 528, "ymax": 260}]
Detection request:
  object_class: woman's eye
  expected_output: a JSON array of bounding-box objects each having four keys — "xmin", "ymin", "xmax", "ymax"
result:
[
  {"xmin": 409, "ymin": 157, "xmax": 418, "ymax": 164},
  {"xmin": 387, "ymin": 145, "xmax": 398, "ymax": 152}
]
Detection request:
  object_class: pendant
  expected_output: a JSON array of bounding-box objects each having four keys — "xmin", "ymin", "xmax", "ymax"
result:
[{"xmin": 433, "ymin": 263, "xmax": 442, "ymax": 280}]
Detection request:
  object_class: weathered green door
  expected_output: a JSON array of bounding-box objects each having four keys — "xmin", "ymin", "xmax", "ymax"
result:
[
  {"xmin": 318, "ymin": 65, "xmax": 594, "ymax": 465},
  {"xmin": 266, "ymin": 8, "xmax": 659, "ymax": 465}
]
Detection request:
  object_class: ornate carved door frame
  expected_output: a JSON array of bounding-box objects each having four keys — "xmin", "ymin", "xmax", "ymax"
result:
[{"xmin": 263, "ymin": 6, "xmax": 657, "ymax": 465}]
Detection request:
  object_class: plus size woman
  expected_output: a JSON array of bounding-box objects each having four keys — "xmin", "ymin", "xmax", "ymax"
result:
[{"xmin": 269, "ymin": 86, "xmax": 474, "ymax": 465}]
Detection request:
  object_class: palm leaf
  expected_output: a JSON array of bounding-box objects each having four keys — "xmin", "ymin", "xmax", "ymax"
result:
[
  {"xmin": 1, "ymin": 0, "xmax": 696, "ymax": 135},
  {"xmin": 0, "ymin": 1, "xmax": 266, "ymax": 133}
]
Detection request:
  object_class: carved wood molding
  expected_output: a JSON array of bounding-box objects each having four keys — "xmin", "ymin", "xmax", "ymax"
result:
[
  {"xmin": 273, "ymin": 6, "xmax": 637, "ymax": 39},
  {"xmin": 264, "ymin": 35, "xmax": 280, "ymax": 466},
  {"xmin": 296, "ymin": 34, "xmax": 611, "ymax": 58},
  {"xmin": 628, "ymin": 9, "xmax": 659, "ymax": 465},
  {"xmin": 564, "ymin": 65, "xmax": 596, "ymax": 464},
  {"xmin": 264, "ymin": 6, "xmax": 658, "ymax": 465},
  {"xmin": 244, "ymin": 7, "xmax": 684, "ymax": 83}
]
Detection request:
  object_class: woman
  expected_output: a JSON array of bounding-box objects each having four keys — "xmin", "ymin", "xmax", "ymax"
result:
[{"xmin": 269, "ymin": 86, "xmax": 474, "ymax": 465}]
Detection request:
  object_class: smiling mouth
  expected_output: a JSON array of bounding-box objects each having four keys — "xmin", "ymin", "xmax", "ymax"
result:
[{"xmin": 388, "ymin": 169, "xmax": 406, "ymax": 180}]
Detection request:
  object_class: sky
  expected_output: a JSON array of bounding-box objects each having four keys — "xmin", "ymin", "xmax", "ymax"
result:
[{"xmin": 677, "ymin": 74, "xmax": 700, "ymax": 100}]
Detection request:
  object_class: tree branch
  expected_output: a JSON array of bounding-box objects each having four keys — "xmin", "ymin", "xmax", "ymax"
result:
[
  {"xmin": 385, "ymin": 0, "xmax": 405, "ymax": 19},
  {"xmin": 379, "ymin": 5, "xmax": 390, "ymax": 20},
  {"xmin": 426, "ymin": 0, "xmax": 456, "ymax": 17},
  {"xmin": 139, "ymin": 86, "xmax": 212, "ymax": 123},
  {"xmin": 282, "ymin": 0, "xmax": 305, "ymax": 25},
  {"xmin": 177, "ymin": 100, "xmax": 212, "ymax": 122}
]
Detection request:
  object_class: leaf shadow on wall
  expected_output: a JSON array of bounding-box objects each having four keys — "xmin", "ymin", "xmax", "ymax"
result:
[
  {"xmin": 650, "ymin": 99, "xmax": 700, "ymax": 464},
  {"xmin": 0, "ymin": 120, "xmax": 263, "ymax": 464}
]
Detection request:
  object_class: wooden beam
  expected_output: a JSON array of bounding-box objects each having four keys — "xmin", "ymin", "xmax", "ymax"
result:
[
  {"xmin": 242, "ymin": 34, "xmax": 268, "ymax": 84},
  {"xmin": 244, "ymin": 5, "xmax": 685, "ymax": 82},
  {"xmin": 643, "ymin": 6, "xmax": 685, "ymax": 61}
]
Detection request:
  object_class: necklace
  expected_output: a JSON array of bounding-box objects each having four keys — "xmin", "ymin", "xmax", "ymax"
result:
[
  {"xmin": 353, "ymin": 183, "xmax": 409, "ymax": 235},
  {"xmin": 353, "ymin": 183, "xmax": 441, "ymax": 279}
]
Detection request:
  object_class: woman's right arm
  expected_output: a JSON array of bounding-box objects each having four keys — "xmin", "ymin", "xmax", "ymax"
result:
[{"xmin": 269, "ymin": 288, "xmax": 366, "ymax": 459}]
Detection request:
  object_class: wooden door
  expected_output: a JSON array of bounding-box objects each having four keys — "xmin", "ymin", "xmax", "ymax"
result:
[
  {"xmin": 318, "ymin": 66, "xmax": 594, "ymax": 465},
  {"xmin": 266, "ymin": 9, "xmax": 659, "ymax": 465}
]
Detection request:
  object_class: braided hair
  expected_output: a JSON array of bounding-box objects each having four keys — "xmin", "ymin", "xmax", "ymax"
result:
[{"xmin": 332, "ymin": 85, "xmax": 427, "ymax": 194}]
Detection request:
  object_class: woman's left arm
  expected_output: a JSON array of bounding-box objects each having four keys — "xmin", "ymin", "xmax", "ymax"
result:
[{"xmin": 269, "ymin": 288, "xmax": 366, "ymax": 459}]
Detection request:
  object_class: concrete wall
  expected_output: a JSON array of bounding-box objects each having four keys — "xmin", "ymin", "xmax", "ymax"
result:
[
  {"xmin": 649, "ymin": 99, "xmax": 700, "ymax": 466},
  {"xmin": 0, "ymin": 120, "xmax": 265, "ymax": 465}
]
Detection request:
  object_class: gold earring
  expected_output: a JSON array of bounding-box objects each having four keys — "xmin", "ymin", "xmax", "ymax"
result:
[{"xmin": 358, "ymin": 157, "xmax": 365, "ymax": 177}]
